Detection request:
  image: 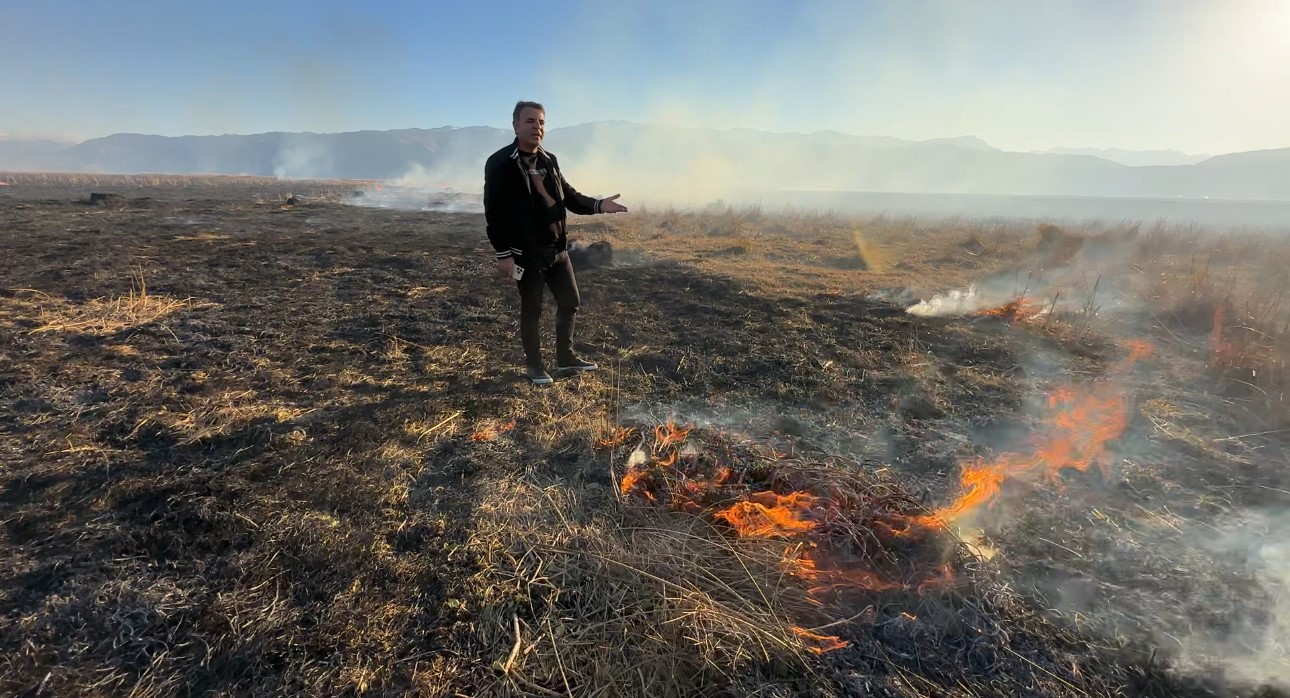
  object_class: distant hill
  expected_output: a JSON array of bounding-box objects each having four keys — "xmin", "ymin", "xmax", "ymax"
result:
[
  {"xmin": 1045, "ymin": 146, "xmax": 1210, "ymax": 167},
  {"xmin": 0, "ymin": 138, "xmax": 79, "ymax": 171},
  {"xmin": 1, "ymin": 125, "xmax": 1287, "ymax": 202}
]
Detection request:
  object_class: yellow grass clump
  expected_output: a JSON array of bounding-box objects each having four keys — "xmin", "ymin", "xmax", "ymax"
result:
[{"xmin": 30, "ymin": 268, "xmax": 193, "ymax": 336}]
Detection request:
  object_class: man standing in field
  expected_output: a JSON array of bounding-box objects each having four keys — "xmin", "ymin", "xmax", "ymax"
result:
[{"xmin": 484, "ymin": 101, "xmax": 628, "ymax": 385}]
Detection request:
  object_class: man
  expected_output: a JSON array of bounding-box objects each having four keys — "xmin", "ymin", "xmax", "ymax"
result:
[{"xmin": 484, "ymin": 101, "xmax": 628, "ymax": 385}]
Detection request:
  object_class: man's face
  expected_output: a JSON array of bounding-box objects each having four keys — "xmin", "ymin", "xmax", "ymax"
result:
[{"xmin": 513, "ymin": 107, "xmax": 545, "ymax": 150}]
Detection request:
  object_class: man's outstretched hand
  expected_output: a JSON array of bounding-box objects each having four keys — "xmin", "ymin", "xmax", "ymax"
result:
[{"xmin": 599, "ymin": 194, "xmax": 628, "ymax": 213}]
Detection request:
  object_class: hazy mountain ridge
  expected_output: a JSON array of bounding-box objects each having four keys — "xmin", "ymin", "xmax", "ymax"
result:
[
  {"xmin": 1, "ymin": 125, "xmax": 1287, "ymax": 201},
  {"xmin": 1045, "ymin": 146, "xmax": 1210, "ymax": 167}
]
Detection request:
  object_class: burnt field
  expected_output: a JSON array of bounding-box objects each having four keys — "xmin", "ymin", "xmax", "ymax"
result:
[{"xmin": 2, "ymin": 176, "xmax": 1289, "ymax": 697}]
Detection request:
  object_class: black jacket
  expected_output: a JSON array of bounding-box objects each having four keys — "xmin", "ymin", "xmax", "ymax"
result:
[{"xmin": 483, "ymin": 139, "xmax": 603, "ymax": 269}]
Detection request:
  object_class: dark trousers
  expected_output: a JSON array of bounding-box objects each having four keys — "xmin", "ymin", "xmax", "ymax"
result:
[{"xmin": 516, "ymin": 251, "xmax": 580, "ymax": 367}]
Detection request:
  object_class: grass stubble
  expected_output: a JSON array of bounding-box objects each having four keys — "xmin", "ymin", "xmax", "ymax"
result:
[{"xmin": 1, "ymin": 176, "xmax": 1288, "ymax": 696}]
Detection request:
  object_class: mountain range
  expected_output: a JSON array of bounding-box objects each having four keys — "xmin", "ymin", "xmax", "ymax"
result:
[
  {"xmin": 1041, "ymin": 147, "xmax": 1209, "ymax": 167},
  {"xmin": 1, "ymin": 124, "xmax": 1287, "ymax": 203}
]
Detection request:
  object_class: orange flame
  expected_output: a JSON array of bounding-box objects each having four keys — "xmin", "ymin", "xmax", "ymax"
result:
[
  {"xmin": 619, "ymin": 423, "xmax": 695, "ymax": 501},
  {"xmin": 714, "ymin": 492, "xmax": 820, "ymax": 538},
  {"xmin": 1123, "ymin": 339, "xmax": 1154, "ymax": 365},
  {"xmin": 919, "ymin": 461, "xmax": 1008, "ymax": 528},
  {"xmin": 595, "ymin": 426, "xmax": 635, "ymax": 449},
  {"xmin": 792, "ymin": 626, "xmax": 849, "ymax": 654},
  {"xmin": 797, "ymin": 552, "xmax": 902, "ymax": 595},
  {"xmin": 970, "ymin": 297, "xmax": 1041, "ymax": 323},
  {"xmin": 1209, "ymin": 305, "xmax": 1239, "ymax": 367},
  {"xmin": 654, "ymin": 422, "xmax": 691, "ymax": 450},
  {"xmin": 1211, "ymin": 305, "xmax": 1226, "ymax": 351},
  {"xmin": 469, "ymin": 420, "xmax": 517, "ymax": 442},
  {"xmin": 931, "ymin": 392, "xmax": 1127, "ymax": 522},
  {"xmin": 620, "ymin": 468, "xmax": 650, "ymax": 498},
  {"xmin": 927, "ymin": 340, "xmax": 1150, "ymax": 524},
  {"xmin": 617, "ymin": 421, "xmax": 964, "ymax": 629}
]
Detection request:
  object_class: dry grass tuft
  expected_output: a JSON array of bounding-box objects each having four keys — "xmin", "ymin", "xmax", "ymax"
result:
[
  {"xmin": 29, "ymin": 267, "xmax": 193, "ymax": 336},
  {"xmin": 1147, "ymin": 246, "xmax": 1290, "ymax": 410},
  {"xmin": 472, "ymin": 477, "xmax": 822, "ymax": 696}
]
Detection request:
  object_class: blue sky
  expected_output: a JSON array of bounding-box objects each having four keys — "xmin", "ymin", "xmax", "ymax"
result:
[{"xmin": 1, "ymin": 0, "xmax": 1287, "ymax": 153}]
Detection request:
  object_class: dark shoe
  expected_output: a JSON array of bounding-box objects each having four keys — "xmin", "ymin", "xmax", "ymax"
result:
[
  {"xmin": 526, "ymin": 364, "xmax": 554, "ymax": 385},
  {"xmin": 556, "ymin": 356, "xmax": 597, "ymax": 372}
]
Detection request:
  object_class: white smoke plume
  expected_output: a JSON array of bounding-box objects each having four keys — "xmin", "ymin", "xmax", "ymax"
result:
[
  {"xmin": 345, "ymin": 163, "xmax": 482, "ymax": 213},
  {"xmin": 906, "ymin": 285, "xmax": 980, "ymax": 317},
  {"xmin": 1179, "ymin": 509, "xmax": 1290, "ymax": 688},
  {"xmin": 272, "ymin": 136, "xmax": 334, "ymax": 179}
]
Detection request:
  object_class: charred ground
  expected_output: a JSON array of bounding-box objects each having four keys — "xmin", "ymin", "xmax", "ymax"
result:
[{"xmin": 1, "ymin": 178, "xmax": 1288, "ymax": 696}]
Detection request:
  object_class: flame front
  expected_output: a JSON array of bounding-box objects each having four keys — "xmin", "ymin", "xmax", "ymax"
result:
[
  {"xmin": 619, "ymin": 422, "xmax": 688, "ymax": 499},
  {"xmin": 970, "ymin": 297, "xmax": 1042, "ymax": 323},
  {"xmin": 1123, "ymin": 339, "xmax": 1153, "ymax": 365},
  {"xmin": 714, "ymin": 492, "xmax": 820, "ymax": 538},
  {"xmin": 792, "ymin": 626, "xmax": 849, "ymax": 654},
  {"xmin": 919, "ymin": 461, "xmax": 1008, "ymax": 528},
  {"xmin": 928, "ymin": 341, "xmax": 1150, "ymax": 525},
  {"xmin": 595, "ymin": 426, "xmax": 634, "ymax": 449},
  {"xmin": 617, "ymin": 420, "xmax": 984, "ymax": 657},
  {"xmin": 797, "ymin": 551, "xmax": 903, "ymax": 595},
  {"xmin": 619, "ymin": 468, "xmax": 652, "ymax": 501},
  {"xmin": 1209, "ymin": 305, "xmax": 1242, "ymax": 369},
  {"xmin": 654, "ymin": 422, "xmax": 691, "ymax": 450},
  {"xmin": 612, "ymin": 341, "xmax": 1153, "ymax": 659}
]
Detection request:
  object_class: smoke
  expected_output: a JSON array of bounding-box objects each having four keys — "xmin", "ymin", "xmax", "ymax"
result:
[
  {"xmin": 903, "ymin": 224, "xmax": 1147, "ymax": 319},
  {"xmin": 346, "ymin": 188, "xmax": 481, "ymax": 215},
  {"xmin": 273, "ymin": 136, "xmax": 334, "ymax": 179},
  {"xmin": 536, "ymin": 1, "xmax": 1288, "ymax": 158},
  {"xmin": 906, "ymin": 286, "xmax": 980, "ymax": 317},
  {"xmin": 1174, "ymin": 508, "xmax": 1290, "ymax": 688},
  {"xmin": 388, "ymin": 163, "xmax": 464, "ymax": 190},
  {"xmin": 886, "ymin": 213, "xmax": 1290, "ymax": 694},
  {"xmin": 344, "ymin": 163, "xmax": 482, "ymax": 213},
  {"xmin": 501, "ymin": 0, "xmax": 1290, "ymax": 219}
]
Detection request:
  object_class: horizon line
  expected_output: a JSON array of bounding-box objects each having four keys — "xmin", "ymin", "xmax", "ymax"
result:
[{"xmin": 3, "ymin": 123, "xmax": 1265, "ymax": 158}]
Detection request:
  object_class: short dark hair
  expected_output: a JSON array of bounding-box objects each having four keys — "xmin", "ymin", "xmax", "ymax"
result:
[{"xmin": 513, "ymin": 101, "xmax": 545, "ymax": 123}]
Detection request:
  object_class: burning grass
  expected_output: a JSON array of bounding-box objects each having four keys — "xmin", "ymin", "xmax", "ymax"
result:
[
  {"xmin": 925, "ymin": 339, "xmax": 1153, "ymax": 529},
  {"xmin": 968, "ymin": 297, "xmax": 1044, "ymax": 324},
  {"xmin": 472, "ymin": 476, "xmax": 821, "ymax": 695},
  {"xmin": 474, "ymin": 422, "xmax": 1219, "ymax": 696},
  {"xmin": 613, "ymin": 424, "xmax": 960, "ymax": 604},
  {"xmin": 1206, "ymin": 300, "xmax": 1289, "ymax": 400},
  {"xmin": 470, "ymin": 420, "xmax": 518, "ymax": 442}
]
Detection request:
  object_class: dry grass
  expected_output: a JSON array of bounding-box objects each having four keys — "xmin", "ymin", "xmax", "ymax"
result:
[
  {"xmin": 471, "ymin": 478, "xmax": 819, "ymax": 696},
  {"xmin": 22, "ymin": 267, "xmax": 191, "ymax": 336},
  {"xmin": 1135, "ymin": 229, "xmax": 1290, "ymax": 421},
  {"xmin": 0, "ymin": 171, "xmax": 377, "ymax": 188},
  {"xmin": 2, "ymin": 179, "xmax": 1289, "ymax": 697},
  {"xmin": 466, "ymin": 419, "xmax": 1225, "ymax": 697}
]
